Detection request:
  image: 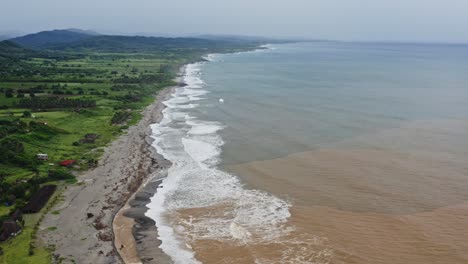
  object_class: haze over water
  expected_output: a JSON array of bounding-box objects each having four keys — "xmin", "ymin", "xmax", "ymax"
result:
[{"xmin": 148, "ymin": 42, "xmax": 468, "ymax": 263}]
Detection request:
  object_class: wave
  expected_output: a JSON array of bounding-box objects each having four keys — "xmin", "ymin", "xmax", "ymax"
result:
[
  {"xmin": 146, "ymin": 61, "xmax": 293, "ymax": 263},
  {"xmin": 202, "ymin": 53, "xmax": 220, "ymax": 62}
]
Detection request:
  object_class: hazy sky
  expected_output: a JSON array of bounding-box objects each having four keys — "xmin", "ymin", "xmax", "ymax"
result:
[{"xmin": 1, "ymin": 0, "xmax": 468, "ymax": 42}]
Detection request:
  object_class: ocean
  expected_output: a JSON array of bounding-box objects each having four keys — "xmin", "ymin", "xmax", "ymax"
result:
[{"xmin": 146, "ymin": 42, "xmax": 468, "ymax": 263}]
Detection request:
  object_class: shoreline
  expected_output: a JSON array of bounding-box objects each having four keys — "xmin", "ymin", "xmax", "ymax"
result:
[
  {"xmin": 39, "ymin": 68, "xmax": 183, "ymax": 264},
  {"xmin": 119, "ymin": 48, "xmax": 266, "ymax": 263},
  {"xmin": 112, "ymin": 81, "xmax": 178, "ymax": 264}
]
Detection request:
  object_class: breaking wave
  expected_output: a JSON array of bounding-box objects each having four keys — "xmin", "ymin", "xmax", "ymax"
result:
[{"xmin": 146, "ymin": 61, "xmax": 294, "ymax": 263}]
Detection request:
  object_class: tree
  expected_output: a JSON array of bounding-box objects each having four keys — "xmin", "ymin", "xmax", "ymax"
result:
[
  {"xmin": 22, "ymin": 111, "xmax": 32, "ymax": 118},
  {"xmin": 5, "ymin": 91, "xmax": 13, "ymax": 98},
  {"xmin": 0, "ymin": 138, "xmax": 25, "ymax": 153}
]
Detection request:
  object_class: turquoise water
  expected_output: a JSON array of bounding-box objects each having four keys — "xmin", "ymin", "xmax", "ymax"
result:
[{"xmin": 196, "ymin": 42, "xmax": 468, "ymax": 164}]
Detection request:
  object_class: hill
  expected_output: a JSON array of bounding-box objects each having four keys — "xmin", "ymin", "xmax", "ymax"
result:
[
  {"xmin": 42, "ymin": 35, "xmax": 260, "ymax": 53},
  {"xmin": 10, "ymin": 29, "xmax": 96, "ymax": 49},
  {"xmin": 64, "ymin": 28, "xmax": 100, "ymax": 36},
  {"xmin": 0, "ymin": 40, "xmax": 36, "ymax": 59}
]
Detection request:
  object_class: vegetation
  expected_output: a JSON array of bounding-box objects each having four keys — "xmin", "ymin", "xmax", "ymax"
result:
[
  {"xmin": 0, "ymin": 29, "xmax": 263, "ymax": 263},
  {"xmin": 10, "ymin": 29, "xmax": 95, "ymax": 49},
  {"xmin": 18, "ymin": 97, "xmax": 96, "ymax": 109}
]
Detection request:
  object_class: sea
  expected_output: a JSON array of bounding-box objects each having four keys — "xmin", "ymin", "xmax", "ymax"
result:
[{"xmin": 146, "ymin": 42, "xmax": 468, "ymax": 264}]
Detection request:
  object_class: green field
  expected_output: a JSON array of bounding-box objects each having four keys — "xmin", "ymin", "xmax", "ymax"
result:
[
  {"xmin": 0, "ymin": 51, "xmax": 183, "ymax": 263},
  {"xmin": 0, "ymin": 35, "xmax": 260, "ymax": 263},
  {"xmin": 0, "ymin": 188, "xmax": 62, "ymax": 264}
]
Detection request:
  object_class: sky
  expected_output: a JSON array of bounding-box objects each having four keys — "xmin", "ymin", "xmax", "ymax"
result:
[{"xmin": 1, "ymin": 0, "xmax": 468, "ymax": 43}]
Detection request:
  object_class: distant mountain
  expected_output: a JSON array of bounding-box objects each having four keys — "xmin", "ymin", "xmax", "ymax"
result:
[
  {"xmin": 44, "ymin": 35, "xmax": 257, "ymax": 53},
  {"xmin": 0, "ymin": 40, "xmax": 36, "ymax": 61},
  {"xmin": 65, "ymin": 28, "xmax": 101, "ymax": 36},
  {"xmin": 10, "ymin": 29, "xmax": 98, "ymax": 49},
  {"xmin": 5, "ymin": 28, "xmax": 268, "ymax": 55}
]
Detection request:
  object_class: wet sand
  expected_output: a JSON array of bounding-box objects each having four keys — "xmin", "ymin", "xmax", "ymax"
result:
[
  {"xmin": 112, "ymin": 85, "xmax": 175, "ymax": 264},
  {"xmin": 123, "ymin": 179, "xmax": 172, "ymax": 263}
]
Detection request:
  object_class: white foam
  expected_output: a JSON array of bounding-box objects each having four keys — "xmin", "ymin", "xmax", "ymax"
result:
[
  {"xmin": 188, "ymin": 124, "xmax": 222, "ymax": 135},
  {"xmin": 181, "ymin": 89, "xmax": 208, "ymax": 97},
  {"xmin": 259, "ymin": 44, "xmax": 276, "ymax": 50},
  {"xmin": 187, "ymin": 119, "xmax": 224, "ymax": 135},
  {"xmin": 164, "ymin": 96, "xmax": 190, "ymax": 106},
  {"xmin": 202, "ymin": 53, "xmax": 220, "ymax": 62},
  {"xmin": 188, "ymin": 96, "xmax": 205, "ymax": 101},
  {"xmin": 183, "ymin": 138, "xmax": 221, "ymax": 168},
  {"xmin": 229, "ymin": 222, "xmax": 252, "ymax": 242},
  {"xmin": 146, "ymin": 59, "xmax": 293, "ymax": 264}
]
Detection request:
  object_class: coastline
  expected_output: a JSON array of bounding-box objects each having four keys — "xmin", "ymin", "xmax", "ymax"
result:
[
  {"xmin": 112, "ymin": 81, "xmax": 177, "ymax": 264},
  {"xmin": 122, "ymin": 47, "xmax": 268, "ymax": 263},
  {"xmin": 39, "ymin": 68, "xmax": 184, "ymax": 264},
  {"xmin": 112, "ymin": 80, "xmax": 178, "ymax": 264}
]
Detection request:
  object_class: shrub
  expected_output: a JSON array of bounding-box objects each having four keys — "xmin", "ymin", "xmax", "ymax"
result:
[
  {"xmin": 111, "ymin": 111, "xmax": 132, "ymax": 124},
  {"xmin": 48, "ymin": 169, "xmax": 75, "ymax": 181},
  {"xmin": 18, "ymin": 97, "xmax": 96, "ymax": 109},
  {"xmin": 22, "ymin": 111, "xmax": 32, "ymax": 118}
]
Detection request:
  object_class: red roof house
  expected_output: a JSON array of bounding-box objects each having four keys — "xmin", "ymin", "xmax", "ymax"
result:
[{"xmin": 59, "ymin": 160, "xmax": 76, "ymax": 167}]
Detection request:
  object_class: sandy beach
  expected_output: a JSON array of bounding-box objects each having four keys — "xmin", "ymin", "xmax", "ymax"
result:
[{"xmin": 39, "ymin": 71, "xmax": 183, "ymax": 263}]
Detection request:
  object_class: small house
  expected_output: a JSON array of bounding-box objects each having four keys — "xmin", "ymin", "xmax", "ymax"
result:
[
  {"xmin": 59, "ymin": 160, "xmax": 76, "ymax": 167},
  {"xmin": 37, "ymin": 153, "xmax": 49, "ymax": 161}
]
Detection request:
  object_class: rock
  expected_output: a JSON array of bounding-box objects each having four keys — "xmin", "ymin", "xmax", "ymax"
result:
[{"xmin": 97, "ymin": 232, "xmax": 112, "ymax": 242}]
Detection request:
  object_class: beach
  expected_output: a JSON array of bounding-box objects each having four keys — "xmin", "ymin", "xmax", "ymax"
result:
[{"xmin": 39, "ymin": 72, "xmax": 182, "ymax": 263}]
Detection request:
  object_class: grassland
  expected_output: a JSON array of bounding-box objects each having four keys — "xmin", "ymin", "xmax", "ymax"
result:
[
  {"xmin": 0, "ymin": 214, "xmax": 51, "ymax": 264},
  {"xmin": 0, "ymin": 50, "xmax": 187, "ymax": 263},
  {"xmin": 0, "ymin": 187, "xmax": 63, "ymax": 264}
]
